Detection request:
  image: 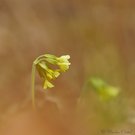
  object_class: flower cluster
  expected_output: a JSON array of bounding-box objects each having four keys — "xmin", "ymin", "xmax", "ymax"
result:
[
  {"xmin": 44, "ymin": 54, "xmax": 71, "ymax": 72},
  {"xmin": 31, "ymin": 54, "xmax": 71, "ymax": 107},
  {"xmin": 34, "ymin": 54, "xmax": 71, "ymax": 90}
]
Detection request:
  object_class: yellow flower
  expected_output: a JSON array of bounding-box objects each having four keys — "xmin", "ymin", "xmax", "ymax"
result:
[
  {"xmin": 34, "ymin": 54, "xmax": 70, "ymax": 90},
  {"xmin": 43, "ymin": 79, "xmax": 54, "ymax": 89},
  {"xmin": 36, "ymin": 62, "xmax": 47, "ymax": 78},
  {"xmin": 36, "ymin": 62, "xmax": 60, "ymax": 89},
  {"xmin": 44, "ymin": 54, "xmax": 71, "ymax": 72},
  {"xmin": 31, "ymin": 54, "xmax": 71, "ymax": 108},
  {"xmin": 46, "ymin": 69, "xmax": 60, "ymax": 80},
  {"xmin": 56, "ymin": 55, "xmax": 71, "ymax": 72}
]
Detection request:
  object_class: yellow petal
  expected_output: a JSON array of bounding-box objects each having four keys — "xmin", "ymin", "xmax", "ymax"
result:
[{"xmin": 43, "ymin": 80, "xmax": 54, "ymax": 89}]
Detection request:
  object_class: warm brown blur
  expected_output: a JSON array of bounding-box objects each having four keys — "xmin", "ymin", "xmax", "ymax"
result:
[{"xmin": 0, "ymin": 0, "xmax": 135, "ymax": 135}]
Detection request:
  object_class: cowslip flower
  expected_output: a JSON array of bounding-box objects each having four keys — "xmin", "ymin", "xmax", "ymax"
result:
[
  {"xmin": 44, "ymin": 54, "xmax": 71, "ymax": 72},
  {"xmin": 56, "ymin": 55, "xmax": 71, "ymax": 72},
  {"xmin": 36, "ymin": 62, "xmax": 60, "ymax": 80},
  {"xmin": 46, "ymin": 69, "xmax": 60, "ymax": 80},
  {"xmin": 43, "ymin": 79, "xmax": 54, "ymax": 89},
  {"xmin": 31, "ymin": 54, "xmax": 71, "ymax": 108}
]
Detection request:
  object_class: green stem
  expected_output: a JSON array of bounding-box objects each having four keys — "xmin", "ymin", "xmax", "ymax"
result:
[
  {"xmin": 31, "ymin": 55, "xmax": 47, "ymax": 108},
  {"xmin": 31, "ymin": 63, "xmax": 36, "ymax": 108},
  {"xmin": 34, "ymin": 55, "xmax": 47, "ymax": 64}
]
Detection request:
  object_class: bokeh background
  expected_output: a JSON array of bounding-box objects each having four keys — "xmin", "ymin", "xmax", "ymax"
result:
[{"xmin": 0, "ymin": 0, "xmax": 135, "ymax": 135}]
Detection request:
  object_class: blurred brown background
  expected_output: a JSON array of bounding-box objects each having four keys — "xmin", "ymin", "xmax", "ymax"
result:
[{"xmin": 0, "ymin": 0, "xmax": 135, "ymax": 135}]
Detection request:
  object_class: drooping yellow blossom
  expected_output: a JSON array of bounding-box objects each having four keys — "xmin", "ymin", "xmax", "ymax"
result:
[
  {"xmin": 43, "ymin": 79, "xmax": 54, "ymax": 89},
  {"xmin": 31, "ymin": 54, "xmax": 71, "ymax": 108},
  {"xmin": 44, "ymin": 54, "xmax": 71, "ymax": 72},
  {"xmin": 56, "ymin": 55, "xmax": 71, "ymax": 71}
]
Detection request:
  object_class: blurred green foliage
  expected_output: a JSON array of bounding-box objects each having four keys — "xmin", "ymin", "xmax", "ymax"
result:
[
  {"xmin": 89, "ymin": 77, "xmax": 120, "ymax": 101},
  {"xmin": 78, "ymin": 76, "xmax": 127, "ymax": 129}
]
